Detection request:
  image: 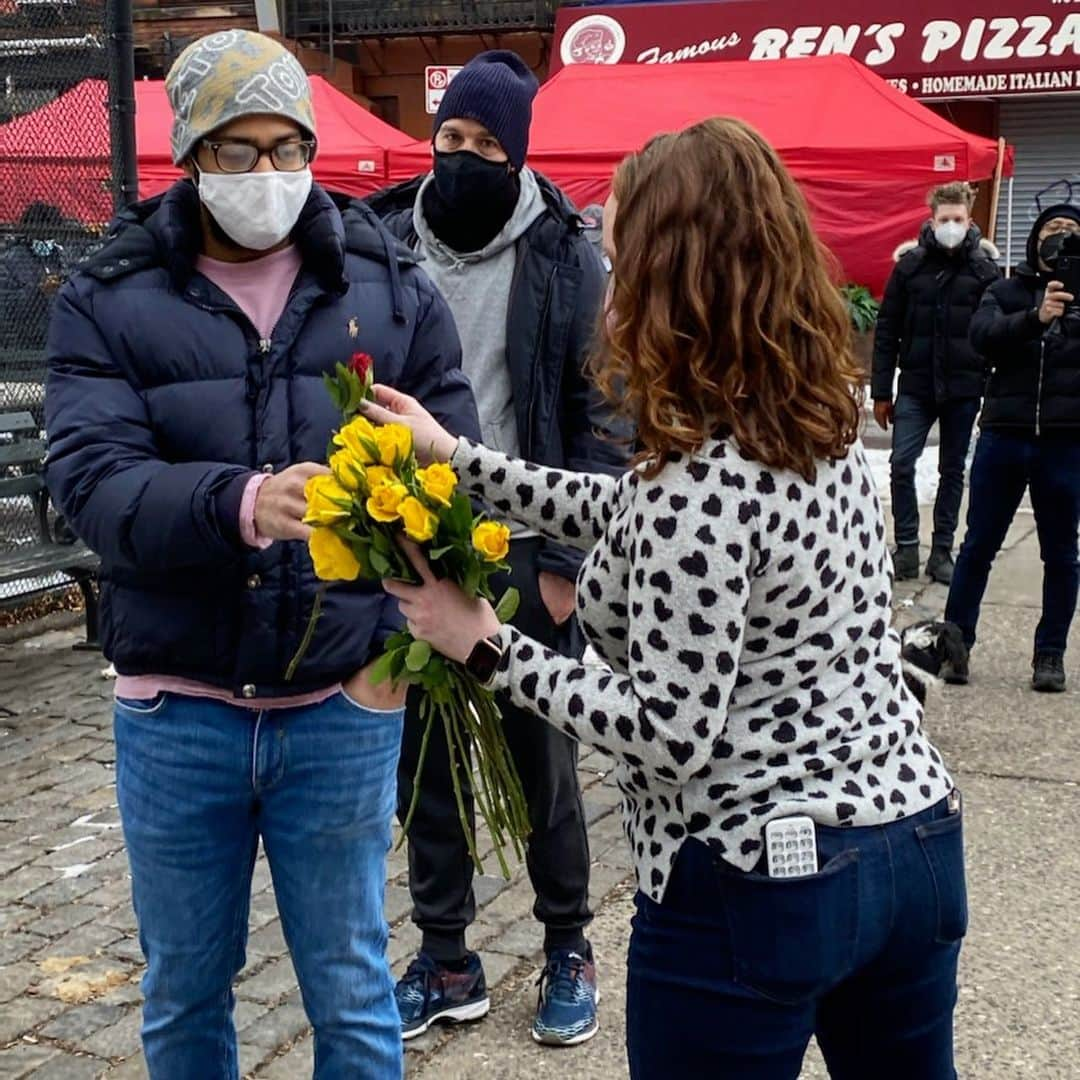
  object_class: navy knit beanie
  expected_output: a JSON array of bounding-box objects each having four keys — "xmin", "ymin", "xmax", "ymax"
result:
[{"xmin": 434, "ymin": 51, "xmax": 539, "ymax": 171}]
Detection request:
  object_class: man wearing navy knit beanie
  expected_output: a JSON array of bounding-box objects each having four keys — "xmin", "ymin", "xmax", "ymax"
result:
[{"xmin": 370, "ymin": 50, "xmax": 623, "ymax": 1048}]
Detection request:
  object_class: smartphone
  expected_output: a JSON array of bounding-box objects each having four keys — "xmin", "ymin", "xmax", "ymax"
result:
[
  {"xmin": 764, "ymin": 815, "xmax": 819, "ymax": 878},
  {"xmin": 1056, "ymin": 254, "xmax": 1080, "ymax": 307}
]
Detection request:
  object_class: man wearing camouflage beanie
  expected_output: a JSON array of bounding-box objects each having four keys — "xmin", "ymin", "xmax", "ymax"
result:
[
  {"xmin": 45, "ymin": 28, "xmax": 479, "ymax": 1078},
  {"xmin": 370, "ymin": 50, "xmax": 624, "ymax": 1049}
]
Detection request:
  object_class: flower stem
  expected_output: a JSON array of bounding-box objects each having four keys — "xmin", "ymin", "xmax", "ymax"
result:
[
  {"xmin": 285, "ymin": 587, "xmax": 324, "ymax": 682},
  {"xmin": 443, "ymin": 705, "xmax": 483, "ymax": 874},
  {"xmin": 395, "ymin": 695, "xmax": 434, "ymax": 849}
]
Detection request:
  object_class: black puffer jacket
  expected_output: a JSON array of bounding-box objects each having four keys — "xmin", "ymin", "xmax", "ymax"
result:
[
  {"xmin": 971, "ymin": 205, "xmax": 1080, "ymax": 437},
  {"xmin": 871, "ymin": 223, "xmax": 1001, "ymax": 403}
]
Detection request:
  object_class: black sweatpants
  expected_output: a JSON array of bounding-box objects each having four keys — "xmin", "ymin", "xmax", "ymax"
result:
[{"xmin": 396, "ymin": 537, "xmax": 593, "ymax": 964}]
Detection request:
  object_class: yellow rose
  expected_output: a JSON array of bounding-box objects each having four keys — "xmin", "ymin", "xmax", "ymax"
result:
[
  {"xmin": 303, "ymin": 474, "xmax": 352, "ymax": 525},
  {"xmin": 366, "ymin": 481, "xmax": 408, "ymax": 523},
  {"xmin": 373, "ymin": 423, "xmax": 413, "ymax": 467},
  {"xmin": 329, "ymin": 450, "xmax": 362, "ymax": 492},
  {"xmin": 364, "ymin": 465, "xmax": 397, "ymax": 490},
  {"xmin": 399, "ymin": 496, "xmax": 438, "ymax": 543},
  {"xmin": 308, "ymin": 527, "xmax": 361, "ymax": 581},
  {"xmin": 416, "ymin": 462, "xmax": 458, "ymax": 508},
  {"xmin": 472, "ymin": 521, "xmax": 511, "ymax": 563},
  {"xmin": 333, "ymin": 416, "xmax": 379, "ymax": 465}
]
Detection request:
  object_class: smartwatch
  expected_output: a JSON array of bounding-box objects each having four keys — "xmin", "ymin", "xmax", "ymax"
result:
[{"xmin": 465, "ymin": 635, "xmax": 505, "ymax": 684}]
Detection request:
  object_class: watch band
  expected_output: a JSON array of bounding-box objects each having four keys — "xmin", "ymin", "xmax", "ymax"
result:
[{"xmin": 465, "ymin": 635, "xmax": 504, "ymax": 685}]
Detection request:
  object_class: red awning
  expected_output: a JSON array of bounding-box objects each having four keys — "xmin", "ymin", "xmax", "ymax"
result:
[
  {"xmin": 0, "ymin": 76, "xmax": 412, "ymax": 226},
  {"xmin": 390, "ymin": 56, "xmax": 1013, "ymax": 293}
]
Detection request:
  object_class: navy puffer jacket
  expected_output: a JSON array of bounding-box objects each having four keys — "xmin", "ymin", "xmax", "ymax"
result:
[{"xmin": 44, "ymin": 180, "xmax": 480, "ymax": 698}]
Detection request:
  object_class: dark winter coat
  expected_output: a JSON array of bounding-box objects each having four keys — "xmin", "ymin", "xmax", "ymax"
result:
[
  {"xmin": 367, "ymin": 172, "xmax": 626, "ymax": 582},
  {"xmin": 44, "ymin": 180, "xmax": 479, "ymax": 698},
  {"xmin": 871, "ymin": 223, "xmax": 1001, "ymax": 404},
  {"xmin": 971, "ymin": 206, "xmax": 1080, "ymax": 437}
]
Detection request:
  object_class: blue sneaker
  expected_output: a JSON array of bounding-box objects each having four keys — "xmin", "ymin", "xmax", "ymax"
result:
[
  {"xmin": 532, "ymin": 945, "xmax": 600, "ymax": 1047},
  {"xmin": 395, "ymin": 952, "xmax": 490, "ymax": 1040}
]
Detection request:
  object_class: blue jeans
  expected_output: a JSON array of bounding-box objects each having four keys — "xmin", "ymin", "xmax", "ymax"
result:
[
  {"xmin": 627, "ymin": 797, "xmax": 966, "ymax": 1079},
  {"xmin": 946, "ymin": 431, "xmax": 1080, "ymax": 654},
  {"xmin": 890, "ymin": 394, "xmax": 980, "ymax": 551},
  {"xmin": 114, "ymin": 691, "xmax": 405, "ymax": 1080}
]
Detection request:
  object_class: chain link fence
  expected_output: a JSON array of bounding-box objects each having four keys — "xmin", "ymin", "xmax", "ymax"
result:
[{"xmin": 0, "ymin": 0, "xmax": 133, "ymax": 603}]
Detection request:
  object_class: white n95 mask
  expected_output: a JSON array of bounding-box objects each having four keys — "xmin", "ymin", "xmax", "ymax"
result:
[
  {"xmin": 198, "ymin": 169, "xmax": 313, "ymax": 252},
  {"xmin": 933, "ymin": 222, "xmax": 967, "ymax": 250}
]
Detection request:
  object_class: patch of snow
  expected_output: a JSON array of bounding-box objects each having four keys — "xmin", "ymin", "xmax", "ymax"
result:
[{"xmin": 60, "ymin": 863, "xmax": 95, "ymax": 879}]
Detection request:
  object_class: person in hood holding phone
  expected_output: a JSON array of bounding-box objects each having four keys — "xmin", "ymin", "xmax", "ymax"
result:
[
  {"xmin": 945, "ymin": 203, "xmax": 1080, "ymax": 692},
  {"xmin": 872, "ymin": 182, "xmax": 1001, "ymax": 586},
  {"xmin": 369, "ymin": 49, "xmax": 624, "ymax": 1049},
  {"xmin": 43, "ymin": 30, "xmax": 478, "ymax": 1077}
]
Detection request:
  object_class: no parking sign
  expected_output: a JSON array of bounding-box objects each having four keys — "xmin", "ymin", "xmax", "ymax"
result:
[{"xmin": 425, "ymin": 66, "xmax": 463, "ymax": 114}]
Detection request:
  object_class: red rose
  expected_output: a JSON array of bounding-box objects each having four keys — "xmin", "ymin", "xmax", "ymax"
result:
[{"xmin": 349, "ymin": 352, "xmax": 373, "ymax": 380}]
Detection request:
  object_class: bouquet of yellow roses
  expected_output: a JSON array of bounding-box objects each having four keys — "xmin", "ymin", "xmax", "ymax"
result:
[{"xmin": 289, "ymin": 352, "xmax": 530, "ymax": 877}]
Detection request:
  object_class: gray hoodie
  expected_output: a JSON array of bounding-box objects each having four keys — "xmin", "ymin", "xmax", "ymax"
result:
[{"xmin": 412, "ymin": 167, "xmax": 546, "ymax": 461}]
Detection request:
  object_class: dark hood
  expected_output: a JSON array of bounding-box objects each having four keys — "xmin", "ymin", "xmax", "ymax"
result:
[
  {"xmin": 917, "ymin": 220, "xmax": 985, "ymax": 257},
  {"xmin": 1023, "ymin": 202, "xmax": 1080, "ymax": 279},
  {"xmin": 893, "ymin": 222, "xmax": 999, "ymax": 264}
]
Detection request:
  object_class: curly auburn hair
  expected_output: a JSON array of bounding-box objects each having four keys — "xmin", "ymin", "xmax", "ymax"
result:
[{"xmin": 593, "ymin": 117, "xmax": 864, "ymax": 482}]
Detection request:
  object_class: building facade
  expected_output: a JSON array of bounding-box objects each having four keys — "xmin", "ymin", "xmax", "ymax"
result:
[{"xmin": 552, "ymin": 1, "xmax": 1080, "ymax": 268}]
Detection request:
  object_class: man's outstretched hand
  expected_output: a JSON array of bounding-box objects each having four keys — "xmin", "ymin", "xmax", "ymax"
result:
[{"xmin": 254, "ymin": 463, "xmax": 330, "ymax": 542}]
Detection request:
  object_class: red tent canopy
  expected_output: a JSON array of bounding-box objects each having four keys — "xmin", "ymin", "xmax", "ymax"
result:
[
  {"xmin": 0, "ymin": 76, "xmax": 412, "ymax": 226},
  {"xmin": 0, "ymin": 79, "xmax": 113, "ymax": 226},
  {"xmin": 390, "ymin": 56, "xmax": 1012, "ymax": 294}
]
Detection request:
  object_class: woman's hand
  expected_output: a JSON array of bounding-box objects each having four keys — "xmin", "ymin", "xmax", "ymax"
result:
[
  {"xmin": 360, "ymin": 385, "xmax": 459, "ymax": 465},
  {"xmin": 383, "ymin": 540, "xmax": 502, "ymax": 664}
]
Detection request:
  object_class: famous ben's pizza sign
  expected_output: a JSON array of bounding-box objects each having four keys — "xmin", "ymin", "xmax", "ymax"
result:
[{"xmin": 553, "ymin": 1, "xmax": 1080, "ymax": 98}]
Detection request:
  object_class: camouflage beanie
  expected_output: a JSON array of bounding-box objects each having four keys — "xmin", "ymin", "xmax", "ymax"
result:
[{"xmin": 165, "ymin": 29, "xmax": 316, "ymax": 166}]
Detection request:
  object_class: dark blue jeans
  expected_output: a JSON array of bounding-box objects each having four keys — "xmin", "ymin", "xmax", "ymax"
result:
[
  {"xmin": 627, "ymin": 797, "xmax": 966, "ymax": 1079},
  {"xmin": 946, "ymin": 431, "xmax": 1080, "ymax": 654},
  {"xmin": 115, "ymin": 691, "xmax": 405, "ymax": 1080},
  {"xmin": 890, "ymin": 394, "xmax": 981, "ymax": 551}
]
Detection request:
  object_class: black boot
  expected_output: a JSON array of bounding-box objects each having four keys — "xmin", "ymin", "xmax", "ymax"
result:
[
  {"xmin": 892, "ymin": 545, "xmax": 920, "ymax": 581},
  {"xmin": 926, "ymin": 549, "xmax": 955, "ymax": 586},
  {"xmin": 1032, "ymin": 653, "xmax": 1066, "ymax": 693}
]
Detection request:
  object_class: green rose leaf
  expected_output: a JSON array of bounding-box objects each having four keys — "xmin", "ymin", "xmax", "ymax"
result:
[
  {"xmin": 367, "ymin": 648, "xmax": 400, "ymax": 686},
  {"xmin": 494, "ymin": 587, "xmax": 520, "ymax": 624},
  {"xmin": 406, "ymin": 639, "xmax": 432, "ymax": 672}
]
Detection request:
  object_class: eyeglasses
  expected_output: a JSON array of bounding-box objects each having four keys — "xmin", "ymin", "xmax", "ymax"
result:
[{"xmin": 201, "ymin": 139, "xmax": 315, "ymax": 174}]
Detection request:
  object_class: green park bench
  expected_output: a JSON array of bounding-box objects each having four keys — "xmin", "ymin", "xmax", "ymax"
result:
[{"xmin": 0, "ymin": 410, "xmax": 99, "ymax": 647}]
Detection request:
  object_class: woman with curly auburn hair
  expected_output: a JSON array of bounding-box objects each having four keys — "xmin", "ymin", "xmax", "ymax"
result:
[{"xmin": 366, "ymin": 117, "xmax": 965, "ymax": 1078}]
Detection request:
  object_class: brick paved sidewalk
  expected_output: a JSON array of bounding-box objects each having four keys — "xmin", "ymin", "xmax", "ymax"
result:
[{"xmin": 0, "ymin": 630, "xmax": 633, "ymax": 1079}]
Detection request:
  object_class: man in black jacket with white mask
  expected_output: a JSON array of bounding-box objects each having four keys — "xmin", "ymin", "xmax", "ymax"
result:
[
  {"xmin": 946, "ymin": 204, "xmax": 1080, "ymax": 692},
  {"xmin": 872, "ymin": 182, "xmax": 1001, "ymax": 586},
  {"xmin": 369, "ymin": 50, "xmax": 623, "ymax": 1048}
]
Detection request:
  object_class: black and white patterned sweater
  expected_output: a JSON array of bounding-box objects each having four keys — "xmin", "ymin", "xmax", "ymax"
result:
[{"xmin": 453, "ymin": 436, "xmax": 953, "ymax": 901}]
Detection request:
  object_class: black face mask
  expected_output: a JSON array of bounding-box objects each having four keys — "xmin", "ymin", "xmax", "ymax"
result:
[
  {"xmin": 1040, "ymin": 233, "xmax": 1067, "ymax": 268},
  {"xmin": 433, "ymin": 150, "xmax": 518, "ymax": 214},
  {"xmin": 425, "ymin": 150, "xmax": 521, "ymax": 253}
]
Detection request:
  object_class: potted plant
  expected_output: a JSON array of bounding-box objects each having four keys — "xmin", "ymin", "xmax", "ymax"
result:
[{"xmin": 840, "ymin": 283, "xmax": 880, "ymax": 380}]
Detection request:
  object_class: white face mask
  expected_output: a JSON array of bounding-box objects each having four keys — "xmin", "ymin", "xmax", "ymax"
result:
[
  {"xmin": 198, "ymin": 169, "xmax": 313, "ymax": 252},
  {"xmin": 933, "ymin": 221, "xmax": 968, "ymax": 250}
]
